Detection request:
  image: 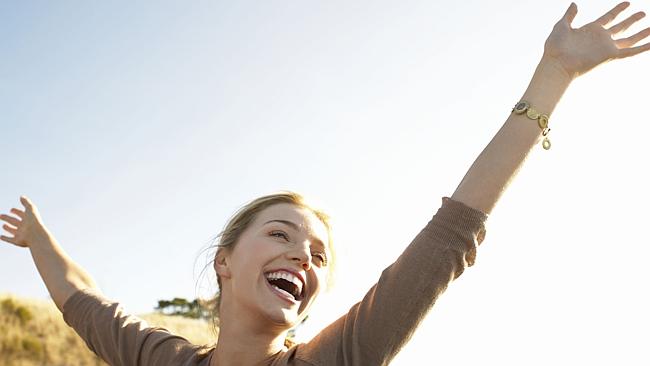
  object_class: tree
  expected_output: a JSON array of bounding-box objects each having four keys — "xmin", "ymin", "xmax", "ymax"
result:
[{"xmin": 154, "ymin": 297, "xmax": 211, "ymax": 320}]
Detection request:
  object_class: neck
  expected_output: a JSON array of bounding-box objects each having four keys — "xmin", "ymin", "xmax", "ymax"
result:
[{"xmin": 210, "ymin": 300, "xmax": 288, "ymax": 366}]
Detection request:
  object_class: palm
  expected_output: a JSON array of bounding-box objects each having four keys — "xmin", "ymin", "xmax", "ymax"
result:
[
  {"xmin": 544, "ymin": 2, "xmax": 650, "ymax": 78},
  {"xmin": 11, "ymin": 220, "xmax": 33, "ymax": 246},
  {"xmin": 1, "ymin": 197, "xmax": 45, "ymax": 248}
]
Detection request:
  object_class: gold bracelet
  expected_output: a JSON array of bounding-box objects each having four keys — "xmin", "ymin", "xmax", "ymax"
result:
[{"xmin": 511, "ymin": 100, "xmax": 551, "ymax": 150}]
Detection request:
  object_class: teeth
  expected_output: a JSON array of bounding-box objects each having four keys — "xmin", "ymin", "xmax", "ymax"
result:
[{"xmin": 265, "ymin": 270, "xmax": 303, "ymax": 295}]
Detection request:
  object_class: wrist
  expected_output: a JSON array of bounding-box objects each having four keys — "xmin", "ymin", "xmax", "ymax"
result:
[
  {"xmin": 518, "ymin": 56, "xmax": 574, "ymax": 120},
  {"xmin": 29, "ymin": 226, "xmax": 56, "ymax": 250},
  {"xmin": 539, "ymin": 53, "xmax": 578, "ymax": 84}
]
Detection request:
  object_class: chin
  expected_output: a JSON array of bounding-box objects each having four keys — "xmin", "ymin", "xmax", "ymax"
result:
[
  {"xmin": 265, "ymin": 300, "xmax": 315, "ymax": 329},
  {"xmin": 258, "ymin": 286, "xmax": 319, "ymax": 330},
  {"xmin": 262, "ymin": 307, "xmax": 301, "ymax": 329}
]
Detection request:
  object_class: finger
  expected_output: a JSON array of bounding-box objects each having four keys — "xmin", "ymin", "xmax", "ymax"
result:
[
  {"xmin": 595, "ymin": 2, "xmax": 631, "ymax": 27},
  {"xmin": 564, "ymin": 2, "xmax": 579, "ymax": 27},
  {"xmin": 617, "ymin": 41, "xmax": 650, "ymax": 58},
  {"xmin": 616, "ymin": 26, "xmax": 650, "ymax": 47},
  {"xmin": 0, "ymin": 214, "xmax": 21, "ymax": 227},
  {"xmin": 2, "ymin": 224, "xmax": 17, "ymax": 235},
  {"xmin": 20, "ymin": 195, "xmax": 34, "ymax": 210},
  {"xmin": 608, "ymin": 11, "xmax": 646, "ymax": 34},
  {"xmin": 0, "ymin": 234, "xmax": 18, "ymax": 245},
  {"xmin": 10, "ymin": 208, "xmax": 25, "ymax": 218}
]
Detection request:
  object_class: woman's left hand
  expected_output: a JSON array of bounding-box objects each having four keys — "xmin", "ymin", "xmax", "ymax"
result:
[{"xmin": 544, "ymin": 1, "xmax": 650, "ymax": 79}]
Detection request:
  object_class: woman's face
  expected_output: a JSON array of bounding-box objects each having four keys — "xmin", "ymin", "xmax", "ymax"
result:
[{"xmin": 217, "ymin": 203, "xmax": 331, "ymax": 329}]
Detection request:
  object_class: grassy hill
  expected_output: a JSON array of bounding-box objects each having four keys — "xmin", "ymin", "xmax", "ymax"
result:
[{"xmin": 0, "ymin": 293, "xmax": 217, "ymax": 366}]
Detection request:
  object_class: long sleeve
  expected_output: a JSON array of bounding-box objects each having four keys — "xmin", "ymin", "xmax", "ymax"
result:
[
  {"xmin": 62, "ymin": 288, "xmax": 203, "ymax": 366},
  {"xmin": 295, "ymin": 197, "xmax": 488, "ymax": 366}
]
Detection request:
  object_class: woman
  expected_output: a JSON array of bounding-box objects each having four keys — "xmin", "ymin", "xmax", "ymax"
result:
[{"xmin": 2, "ymin": 2, "xmax": 649, "ymax": 365}]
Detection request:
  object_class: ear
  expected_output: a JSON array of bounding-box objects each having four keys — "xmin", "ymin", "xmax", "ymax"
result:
[{"xmin": 214, "ymin": 250, "xmax": 232, "ymax": 279}]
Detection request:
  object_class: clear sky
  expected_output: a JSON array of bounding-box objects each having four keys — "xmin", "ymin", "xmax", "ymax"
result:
[{"xmin": 1, "ymin": 1, "xmax": 649, "ymax": 364}]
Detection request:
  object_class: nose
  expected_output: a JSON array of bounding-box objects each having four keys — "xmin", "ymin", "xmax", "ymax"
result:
[{"xmin": 288, "ymin": 244, "xmax": 312, "ymax": 271}]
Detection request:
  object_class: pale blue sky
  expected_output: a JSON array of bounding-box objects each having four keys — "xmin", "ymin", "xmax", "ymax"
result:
[{"xmin": 2, "ymin": 1, "xmax": 649, "ymax": 364}]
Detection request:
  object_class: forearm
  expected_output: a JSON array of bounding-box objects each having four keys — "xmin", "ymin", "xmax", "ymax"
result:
[
  {"xmin": 451, "ymin": 55, "xmax": 574, "ymax": 215},
  {"xmin": 29, "ymin": 229, "xmax": 99, "ymax": 313}
]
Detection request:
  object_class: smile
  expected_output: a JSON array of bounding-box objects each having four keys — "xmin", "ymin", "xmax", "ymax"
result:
[{"xmin": 264, "ymin": 269, "xmax": 305, "ymax": 303}]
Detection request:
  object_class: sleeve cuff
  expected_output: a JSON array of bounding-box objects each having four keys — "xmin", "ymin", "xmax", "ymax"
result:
[{"xmin": 422, "ymin": 197, "xmax": 489, "ymax": 266}]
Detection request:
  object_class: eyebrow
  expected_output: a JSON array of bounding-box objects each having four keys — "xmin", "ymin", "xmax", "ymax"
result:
[{"xmin": 264, "ymin": 219, "xmax": 326, "ymax": 250}]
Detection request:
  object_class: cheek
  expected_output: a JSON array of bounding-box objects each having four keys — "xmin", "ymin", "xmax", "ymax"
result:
[
  {"xmin": 310, "ymin": 271, "xmax": 328, "ymax": 296},
  {"xmin": 234, "ymin": 237, "xmax": 275, "ymax": 263},
  {"xmin": 231, "ymin": 239, "xmax": 284, "ymax": 283}
]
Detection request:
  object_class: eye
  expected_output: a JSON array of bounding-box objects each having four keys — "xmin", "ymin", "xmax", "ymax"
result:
[
  {"xmin": 312, "ymin": 252, "xmax": 328, "ymax": 267},
  {"xmin": 270, "ymin": 230, "xmax": 290, "ymax": 241}
]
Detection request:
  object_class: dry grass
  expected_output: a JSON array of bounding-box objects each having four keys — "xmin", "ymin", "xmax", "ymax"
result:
[
  {"xmin": 0, "ymin": 293, "xmax": 217, "ymax": 366},
  {"xmin": 138, "ymin": 312, "xmax": 217, "ymax": 346}
]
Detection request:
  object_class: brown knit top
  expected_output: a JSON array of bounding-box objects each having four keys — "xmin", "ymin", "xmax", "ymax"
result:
[{"xmin": 63, "ymin": 197, "xmax": 488, "ymax": 365}]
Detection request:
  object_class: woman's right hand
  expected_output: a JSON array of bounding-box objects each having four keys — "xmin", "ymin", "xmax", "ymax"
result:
[{"xmin": 1, "ymin": 196, "xmax": 49, "ymax": 248}]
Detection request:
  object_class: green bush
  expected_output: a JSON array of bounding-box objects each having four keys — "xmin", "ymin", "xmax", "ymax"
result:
[
  {"xmin": 15, "ymin": 306, "xmax": 33, "ymax": 324},
  {"xmin": 1, "ymin": 298, "xmax": 18, "ymax": 313},
  {"xmin": 1, "ymin": 335, "xmax": 22, "ymax": 355},
  {"xmin": 1, "ymin": 298, "xmax": 34, "ymax": 324},
  {"xmin": 21, "ymin": 336, "xmax": 45, "ymax": 360}
]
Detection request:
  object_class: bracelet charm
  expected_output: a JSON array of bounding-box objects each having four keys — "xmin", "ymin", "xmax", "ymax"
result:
[{"xmin": 511, "ymin": 100, "xmax": 552, "ymax": 150}]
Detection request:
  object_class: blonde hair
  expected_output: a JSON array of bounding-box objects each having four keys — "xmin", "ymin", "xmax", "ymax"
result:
[{"xmin": 195, "ymin": 190, "xmax": 335, "ymax": 350}]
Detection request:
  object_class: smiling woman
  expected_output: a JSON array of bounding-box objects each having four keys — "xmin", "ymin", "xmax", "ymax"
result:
[
  {"xmin": 202, "ymin": 192, "xmax": 335, "ymax": 348},
  {"xmin": 2, "ymin": 1, "xmax": 650, "ymax": 365}
]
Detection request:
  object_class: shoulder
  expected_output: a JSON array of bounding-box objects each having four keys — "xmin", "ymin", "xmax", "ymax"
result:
[{"xmin": 173, "ymin": 344, "xmax": 216, "ymax": 366}]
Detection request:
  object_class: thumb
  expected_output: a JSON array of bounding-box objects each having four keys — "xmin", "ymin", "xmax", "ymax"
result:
[
  {"xmin": 563, "ymin": 2, "xmax": 578, "ymax": 26},
  {"xmin": 20, "ymin": 195, "xmax": 34, "ymax": 210}
]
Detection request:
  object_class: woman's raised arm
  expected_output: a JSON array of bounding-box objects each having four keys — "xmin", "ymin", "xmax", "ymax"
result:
[
  {"xmin": 296, "ymin": 3, "xmax": 650, "ymax": 365},
  {"xmin": 452, "ymin": 1, "xmax": 650, "ymax": 214},
  {"xmin": 1, "ymin": 196, "xmax": 99, "ymax": 312}
]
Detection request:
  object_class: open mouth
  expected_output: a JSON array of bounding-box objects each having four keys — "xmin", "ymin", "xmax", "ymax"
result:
[{"xmin": 265, "ymin": 270, "xmax": 305, "ymax": 302}]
